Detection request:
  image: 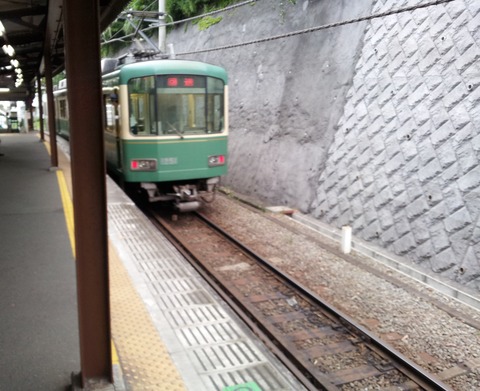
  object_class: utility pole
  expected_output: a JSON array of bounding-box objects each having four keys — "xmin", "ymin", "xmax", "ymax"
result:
[{"xmin": 158, "ymin": 0, "xmax": 166, "ymax": 53}]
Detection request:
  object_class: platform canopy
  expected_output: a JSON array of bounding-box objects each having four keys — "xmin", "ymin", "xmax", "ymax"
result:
[{"xmin": 0, "ymin": 0, "xmax": 130, "ymax": 102}]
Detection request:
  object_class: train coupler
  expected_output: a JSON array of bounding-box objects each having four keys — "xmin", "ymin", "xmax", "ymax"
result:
[{"xmin": 174, "ymin": 201, "xmax": 201, "ymax": 213}]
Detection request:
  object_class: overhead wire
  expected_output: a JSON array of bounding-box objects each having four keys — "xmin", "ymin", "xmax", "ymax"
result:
[
  {"xmin": 101, "ymin": 0, "xmax": 161, "ymax": 44},
  {"xmin": 164, "ymin": 0, "xmax": 258, "ymax": 27},
  {"xmin": 175, "ymin": 0, "xmax": 457, "ymax": 56},
  {"xmin": 101, "ymin": 0, "xmax": 257, "ymax": 45},
  {"xmin": 101, "ymin": 0, "xmax": 457, "ymax": 54}
]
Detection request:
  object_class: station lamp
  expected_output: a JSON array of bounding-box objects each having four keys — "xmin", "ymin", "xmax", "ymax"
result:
[
  {"xmin": 2, "ymin": 44, "xmax": 15, "ymax": 57},
  {"xmin": 0, "ymin": 21, "xmax": 23, "ymax": 87}
]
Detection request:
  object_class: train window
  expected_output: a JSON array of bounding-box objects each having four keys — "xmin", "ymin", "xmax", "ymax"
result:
[
  {"xmin": 128, "ymin": 76, "xmax": 155, "ymax": 135},
  {"xmin": 159, "ymin": 75, "xmax": 224, "ymax": 135},
  {"xmin": 128, "ymin": 75, "xmax": 225, "ymax": 137},
  {"xmin": 58, "ymin": 99, "xmax": 68, "ymax": 119},
  {"xmin": 206, "ymin": 78, "xmax": 224, "ymax": 132},
  {"xmin": 104, "ymin": 92, "xmax": 118, "ymax": 135}
]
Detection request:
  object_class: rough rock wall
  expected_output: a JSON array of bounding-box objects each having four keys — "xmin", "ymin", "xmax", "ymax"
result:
[
  {"xmin": 168, "ymin": 0, "xmax": 372, "ymax": 211},
  {"xmin": 166, "ymin": 0, "xmax": 480, "ymax": 290}
]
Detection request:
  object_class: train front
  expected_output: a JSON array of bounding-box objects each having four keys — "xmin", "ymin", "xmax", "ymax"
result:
[{"xmin": 107, "ymin": 60, "xmax": 228, "ymax": 212}]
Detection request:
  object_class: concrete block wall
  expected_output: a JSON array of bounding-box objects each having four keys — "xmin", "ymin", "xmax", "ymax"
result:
[{"xmin": 311, "ymin": 0, "xmax": 480, "ymax": 289}]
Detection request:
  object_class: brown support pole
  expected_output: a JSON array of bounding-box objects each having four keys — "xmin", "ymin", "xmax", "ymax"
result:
[
  {"xmin": 43, "ymin": 37, "xmax": 58, "ymax": 168},
  {"xmin": 28, "ymin": 101, "xmax": 34, "ymax": 132},
  {"xmin": 37, "ymin": 75, "xmax": 45, "ymax": 141},
  {"xmin": 63, "ymin": 0, "xmax": 112, "ymax": 387}
]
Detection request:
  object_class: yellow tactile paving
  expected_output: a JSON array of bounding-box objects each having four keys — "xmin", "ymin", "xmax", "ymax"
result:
[
  {"xmin": 109, "ymin": 242, "xmax": 188, "ymax": 391},
  {"xmin": 45, "ymin": 137, "xmax": 187, "ymax": 390},
  {"xmin": 56, "ymin": 169, "xmax": 76, "ymax": 256}
]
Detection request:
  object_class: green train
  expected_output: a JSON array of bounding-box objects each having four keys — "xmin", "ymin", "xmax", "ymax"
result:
[{"xmin": 54, "ymin": 59, "xmax": 228, "ymax": 211}]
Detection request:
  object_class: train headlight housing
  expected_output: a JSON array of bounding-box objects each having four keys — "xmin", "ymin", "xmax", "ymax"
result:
[
  {"xmin": 130, "ymin": 159, "xmax": 157, "ymax": 171},
  {"xmin": 208, "ymin": 155, "xmax": 226, "ymax": 167}
]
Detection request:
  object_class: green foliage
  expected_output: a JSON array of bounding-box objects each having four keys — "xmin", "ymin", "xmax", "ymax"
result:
[
  {"xmin": 196, "ymin": 16, "xmax": 223, "ymax": 31},
  {"xmin": 101, "ymin": 20, "xmax": 129, "ymax": 57},
  {"xmin": 167, "ymin": 0, "xmax": 234, "ymax": 23},
  {"xmin": 52, "ymin": 72, "xmax": 65, "ymax": 87},
  {"xmin": 101, "ymin": 0, "xmax": 237, "ymax": 56},
  {"xmin": 279, "ymin": 0, "xmax": 297, "ymax": 23}
]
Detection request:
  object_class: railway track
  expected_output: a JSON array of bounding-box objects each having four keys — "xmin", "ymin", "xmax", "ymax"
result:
[{"xmin": 147, "ymin": 207, "xmax": 452, "ymax": 391}]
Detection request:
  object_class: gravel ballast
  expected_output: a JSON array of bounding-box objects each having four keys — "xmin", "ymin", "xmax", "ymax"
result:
[{"xmin": 202, "ymin": 192, "xmax": 480, "ymax": 390}]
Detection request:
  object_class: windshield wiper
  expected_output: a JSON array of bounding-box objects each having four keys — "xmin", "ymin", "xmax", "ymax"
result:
[{"xmin": 167, "ymin": 122, "xmax": 184, "ymax": 139}]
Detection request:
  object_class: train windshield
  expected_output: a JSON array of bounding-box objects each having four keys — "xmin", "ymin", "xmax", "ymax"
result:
[{"xmin": 128, "ymin": 75, "xmax": 225, "ymax": 136}]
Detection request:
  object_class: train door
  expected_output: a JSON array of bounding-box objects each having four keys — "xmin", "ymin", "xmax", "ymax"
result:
[{"xmin": 104, "ymin": 89, "xmax": 122, "ymax": 170}]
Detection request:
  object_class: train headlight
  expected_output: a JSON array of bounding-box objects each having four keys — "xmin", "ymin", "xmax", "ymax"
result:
[
  {"xmin": 208, "ymin": 155, "xmax": 226, "ymax": 167},
  {"xmin": 130, "ymin": 159, "xmax": 157, "ymax": 171}
]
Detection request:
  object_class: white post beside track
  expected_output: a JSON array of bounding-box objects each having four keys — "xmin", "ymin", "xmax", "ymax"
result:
[{"xmin": 341, "ymin": 226, "xmax": 352, "ymax": 254}]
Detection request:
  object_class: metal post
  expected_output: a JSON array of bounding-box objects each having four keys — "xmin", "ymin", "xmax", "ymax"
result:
[
  {"xmin": 27, "ymin": 100, "xmax": 34, "ymax": 132},
  {"xmin": 37, "ymin": 75, "xmax": 45, "ymax": 141},
  {"xmin": 43, "ymin": 36, "xmax": 58, "ymax": 167},
  {"xmin": 63, "ymin": 0, "xmax": 112, "ymax": 387},
  {"xmin": 158, "ymin": 0, "xmax": 166, "ymax": 53}
]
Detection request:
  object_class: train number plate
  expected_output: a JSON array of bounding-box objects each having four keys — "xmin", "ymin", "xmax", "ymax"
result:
[{"xmin": 160, "ymin": 157, "xmax": 178, "ymax": 165}]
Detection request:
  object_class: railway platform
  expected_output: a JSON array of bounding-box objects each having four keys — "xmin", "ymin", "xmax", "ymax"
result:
[
  {"xmin": 3, "ymin": 132, "xmax": 479, "ymax": 391},
  {"xmin": 0, "ymin": 133, "xmax": 79, "ymax": 391},
  {"xmin": 0, "ymin": 132, "xmax": 304, "ymax": 391}
]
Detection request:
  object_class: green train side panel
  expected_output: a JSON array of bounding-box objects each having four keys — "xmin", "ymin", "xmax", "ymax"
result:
[
  {"xmin": 120, "ymin": 137, "xmax": 227, "ymax": 183},
  {"xmin": 56, "ymin": 117, "xmax": 70, "ymax": 138}
]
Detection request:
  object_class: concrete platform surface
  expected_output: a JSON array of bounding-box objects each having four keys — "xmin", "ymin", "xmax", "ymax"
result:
[{"xmin": 0, "ymin": 133, "xmax": 79, "ymax": 391}]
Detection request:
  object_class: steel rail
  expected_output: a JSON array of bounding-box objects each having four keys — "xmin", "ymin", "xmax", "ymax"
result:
[
  {"xmin": 194, "ymin": 211, "xmax": 453, "ymax": 391},
  {"xmin": 147, "ymin": 209, "xmax": 326, "ymax": 390},
  {"xmin": 145, "ymin": 204, "xmax": 452, "ymax": 390}
]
